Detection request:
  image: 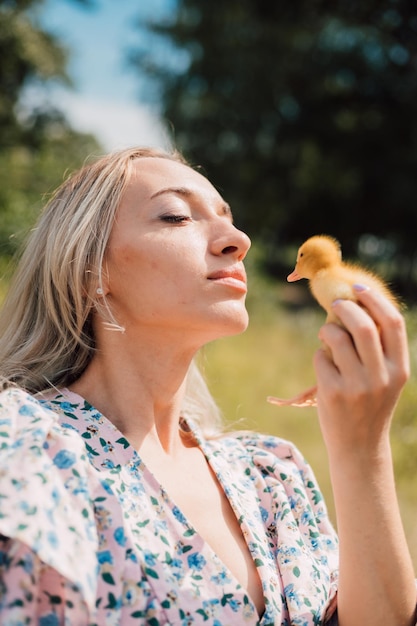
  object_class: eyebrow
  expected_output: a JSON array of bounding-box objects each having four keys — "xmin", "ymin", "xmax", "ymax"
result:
[{"xmin": 150, "ymin": 186, "xmax": 233, "ymax": 219}]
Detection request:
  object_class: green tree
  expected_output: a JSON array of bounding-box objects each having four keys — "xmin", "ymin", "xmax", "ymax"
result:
[
  {"xmin": 0, "ymin": 116, "xmax": 100, "ymax": 258},
  {"xmin": 132, "ymin": 0, "xmax": 417, "ymax": 294},
  {"xmin": 0, "ymin": 0, "xmax": 70, "ymax": 147},
  {"xmin": 0, "ymin": 0, "xmax": 101, "ymax": 259}
]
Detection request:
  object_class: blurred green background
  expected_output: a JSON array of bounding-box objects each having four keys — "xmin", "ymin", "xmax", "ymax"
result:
[{"xmin": 1, "ymin": 0, "xmax": 417, "ymax": 566}]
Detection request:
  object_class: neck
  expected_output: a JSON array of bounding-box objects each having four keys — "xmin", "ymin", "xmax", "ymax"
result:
[{"xmin": 70, "ymin": 324, "xmax": 199, "ymax": 453}]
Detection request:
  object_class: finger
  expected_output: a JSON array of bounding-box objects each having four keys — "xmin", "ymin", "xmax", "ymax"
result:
[
  {"xmin": 318, "ymin": 313, "xmax": 382, "ymax": 381},
  {"xmin": 314, "ymin": 345, "xmax": 338, "ymax": 383},
  {"xmin": 328, "ymin": 299, "xmax": 385, "ymax": 372},
  {"xmin": 314, "ymin": 347, "xmax": 343, "ymax": 405},
  {"xmin": 351, "ymin": 287, "xmax": 409, "ymax": 367}
]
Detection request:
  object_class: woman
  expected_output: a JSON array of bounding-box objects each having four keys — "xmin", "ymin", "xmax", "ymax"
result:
[{"xmin": 0, "ymin": 147, "xmax": 414, "ymax": 625}]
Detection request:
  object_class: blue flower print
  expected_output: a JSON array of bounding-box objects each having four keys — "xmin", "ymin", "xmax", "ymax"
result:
[
  {"xmin": 18, "ymin": 403, "xmax": 37, "ymax": 417},
  {"xmin": 47, "ymin": 531, "xmax": 58, "ymax": 549},
  {"xmin": 59, "ymin": 402, "xmax": 75, "ymax": 412},
  {"xmin": 301, "ymin": 509, "xmax": 313, "ymax": 525},
  {"xmin": 20, "ymin": 552, "xmax": 34, "ymax": 574},
  {"xmin": 260, "ymin": 506, "xmax": 269, "ymax": 522},
  {"xmin": 284, "ymin": 583, "xmax": 303, "ymax": 609},
  {"xmin": 101, "ymin": 478, "xmax": 115, "ymax": 494},
  {"xmin": 97, "ymin": 550, "xmax": 113, "ymax": 565},
  {"xmin": 60, "ymin": 422, "xmax": 78, "ymax": 433},
  {"xmin": 310, "ymin": 537, "xmax": 319, "ymax": 550},
  {"xmin": 114, "ymin": 526, "xmax": 127, "ymax": 547},
  {"xmin": 170, "ymin": 557, "xmax": 184, "ymax": 577},
  {"xmin": 279, "ymin": 546, "xmax": 299, "ymax": 564},
  {"xmin": 229, "ymin": 598, "xmax": 241, "ymax": 612},
  {"xmin": 101, "ymin": 458, "xmax": 117, "ymax": 470},
  {"xmin": 187, "ymin": 552, "xmax": 206, "ymax": 571},
  {"xmin": 52, "ymin": 449, "xmax": 76, "ymax": 469},
  {"xmin": 143, "ymin": 550, "xmax": 158, "ymax": 566},
  {"xmin": 50, "ymin": 487, "xmax": 60, "ymax": 505},
  {"xmin": 101, "ymin": 440, "xmax": 114, "ymax": 453},
  {"xmin": 262, "ymin": 436, "xmax": 280, "ymax": 449},
  {"xmin": 172, "ymin": 506, "xmax": 187, "ymax": 525},
  {"xmin": 211, "ymin": 570, "xmax": 232, "ymax": 586},
  {"xmin": 202, "ymin": 598, "xmax": 220, "ymax": 616},
  {"xmin": 39, "ymin": 614, "xmax": 60, "ymax": 626}
]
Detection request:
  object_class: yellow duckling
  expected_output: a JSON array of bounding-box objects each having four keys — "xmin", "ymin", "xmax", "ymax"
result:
[
  {"xmin": 286, "ymin": 234, "xmax": 399, "ymax": 322},
  {"xmin": 268, "ymin": 234, "xmax": 399, "ymax": 407}
]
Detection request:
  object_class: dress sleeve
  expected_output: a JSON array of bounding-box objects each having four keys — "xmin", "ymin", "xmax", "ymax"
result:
[
  {"xmin": 0, "ymin": 535, "xmax": 91, "ymax": 623},
  {"xmin": 0, "ymin": 388, "xmax": 98, "ymax": 623}
]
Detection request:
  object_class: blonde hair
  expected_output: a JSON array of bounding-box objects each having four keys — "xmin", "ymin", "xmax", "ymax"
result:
[{"xmin": 0, "ymin": 147, "xmax": 223, "ymax": 435}]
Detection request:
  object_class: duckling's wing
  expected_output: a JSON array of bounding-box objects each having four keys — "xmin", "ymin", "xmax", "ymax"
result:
[{"xmin": 267, "ymin": 385, "xmax": 317, "ymax": 408}]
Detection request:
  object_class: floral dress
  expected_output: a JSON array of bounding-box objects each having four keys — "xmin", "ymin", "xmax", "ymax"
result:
[{"xmin": 0, "ymin": 387, "xmax": 339, "ymax": 625}]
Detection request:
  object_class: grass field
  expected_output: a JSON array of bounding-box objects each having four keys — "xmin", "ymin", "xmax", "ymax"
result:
[{"xmin": 201, "ymin": 272, "xmax": 417, "ymax": 570}]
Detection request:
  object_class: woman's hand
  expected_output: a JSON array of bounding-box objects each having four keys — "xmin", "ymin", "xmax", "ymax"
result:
[
  {"xmin": 314, "ymin": 286, "xmax": 416, "ymax": 626},
  {"xmin": 314, "ymin": 285, "xmax": 409, "ymax": 460}
]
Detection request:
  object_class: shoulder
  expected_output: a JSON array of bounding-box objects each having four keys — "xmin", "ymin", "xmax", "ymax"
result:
[
  {"xmin": 0, "ymin": 386, "xmax": 59, "ymax": 453},
  {"xmin": 0, "ymin": 385, "xmax": 56, "ymax": 421},
  {"xmin": 0, "ymin": 386, "xmax": 89, "ymax": 466},
  {"xmin": 0, "ymin": 386, "xmax": 95, "ymax": 493}
]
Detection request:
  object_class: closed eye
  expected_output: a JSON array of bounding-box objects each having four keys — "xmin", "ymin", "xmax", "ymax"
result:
[{"xmin": 160, "ymin": 214, "xmax": 192, "ymax": 224}]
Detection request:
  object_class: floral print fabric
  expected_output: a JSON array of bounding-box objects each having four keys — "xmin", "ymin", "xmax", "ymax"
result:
[{"xmin": 0, "ymin": 387, "xmax": 338, "ymax": 625}]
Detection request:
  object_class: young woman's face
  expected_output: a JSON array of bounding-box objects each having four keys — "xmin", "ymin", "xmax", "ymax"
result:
[{"xmin": 102, "ymin": 157, "xmax": 251, "ymax": 344}]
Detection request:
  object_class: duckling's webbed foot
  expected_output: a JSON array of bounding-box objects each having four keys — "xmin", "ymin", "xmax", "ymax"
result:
[{"xmin": 267, "ymin": 385, "xmax": 318, "ymax": 408}]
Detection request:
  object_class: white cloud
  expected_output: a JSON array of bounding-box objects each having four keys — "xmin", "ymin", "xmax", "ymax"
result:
[{"xmin": 56, "ymin": 91, "xmax": 172, "ymax": 152}]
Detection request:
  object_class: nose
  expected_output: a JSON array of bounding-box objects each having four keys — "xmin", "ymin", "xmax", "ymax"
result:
[{"xmin": 212, "ymin": 221, "xmax": 251, "ymax": 261}]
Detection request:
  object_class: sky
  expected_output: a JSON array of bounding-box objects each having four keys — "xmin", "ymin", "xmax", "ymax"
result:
[{"xmin": 37, "ymin": 0, "xmax": 176, "ymax": 151}]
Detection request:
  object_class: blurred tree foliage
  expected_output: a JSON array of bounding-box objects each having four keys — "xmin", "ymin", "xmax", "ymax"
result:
[
  {"xmin": 132, "ymin": 0, "xmax": 417, "ymax": 296},
  {"xmin": 0, "ymin": 0, "xmax": 101, "ymax": 258}
]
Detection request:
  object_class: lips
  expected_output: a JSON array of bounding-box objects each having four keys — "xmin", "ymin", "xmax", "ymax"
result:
[{"xmin": 207, "ymin": 266, "xmax": 247, "ymax": 291}]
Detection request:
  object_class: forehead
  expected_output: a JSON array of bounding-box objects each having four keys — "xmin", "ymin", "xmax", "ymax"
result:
[{"xmin": 124, "ymin": 157, "xmax": 220, "ymax": 201}]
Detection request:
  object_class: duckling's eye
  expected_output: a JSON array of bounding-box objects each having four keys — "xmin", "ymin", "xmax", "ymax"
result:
[{"xmin": 299, "ymin": 252, "xmax": 304, "ymax": 257}]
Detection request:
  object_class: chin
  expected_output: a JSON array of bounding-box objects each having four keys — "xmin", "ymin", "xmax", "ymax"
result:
[
  {"xmin": 216, "ymin": 307, "xmax": 249, "ymax": 338},
  {"xmin": 189, "ymin": 301, "xmax": 249, "ymax": 342}
]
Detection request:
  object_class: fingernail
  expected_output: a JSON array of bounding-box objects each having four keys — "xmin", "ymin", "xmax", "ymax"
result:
[
  {"xmin": 353, "ymin": 283, "xmax": 370, "ymax": 292},
  {"xmin": 331, "ymin": 298, "xmax": 343, "ymax": 307}
]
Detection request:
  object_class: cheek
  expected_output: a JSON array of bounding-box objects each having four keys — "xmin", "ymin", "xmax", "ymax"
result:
[
  {"xmin": 106, "ymin": 234, "xmax": 148, "ymax": 277},
  {"xmin": 106, "ymin": 232, "xmax": 203, "ymax": 300},
  {"xmin": 108, "ymin": 249, "xmax": 189, "ymax": 303}
]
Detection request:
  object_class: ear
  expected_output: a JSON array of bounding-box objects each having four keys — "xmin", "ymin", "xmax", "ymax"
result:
[
  {"xmin": 83, "ymin": 266, "xmax": 110, "ymax": 299},
  {"xmin": 96, "ymin": 280, "xmax": 110, "ymax": 298}
]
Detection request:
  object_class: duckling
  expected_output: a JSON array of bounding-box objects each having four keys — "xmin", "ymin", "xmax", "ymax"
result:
[{"xmin": 267, "ymin": 234, "xmax": 399, "ymax": 407}]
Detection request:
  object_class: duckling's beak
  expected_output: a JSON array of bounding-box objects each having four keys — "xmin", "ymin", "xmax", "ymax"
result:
[{"xmin": 287, "ymin": 269, "xmax": 301, "ymax": 282}]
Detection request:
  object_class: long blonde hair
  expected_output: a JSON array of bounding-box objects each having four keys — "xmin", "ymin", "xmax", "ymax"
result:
[{"xmin": 0, "ymin": 147, "xmax": 223, "ymax": 435}]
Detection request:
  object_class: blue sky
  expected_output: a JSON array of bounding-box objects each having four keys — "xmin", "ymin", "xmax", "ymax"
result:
[{"xmin": 36, "ymin": 0, "xmax": 175, "ymax": 150}]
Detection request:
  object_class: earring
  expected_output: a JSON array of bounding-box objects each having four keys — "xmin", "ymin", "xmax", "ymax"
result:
[{"xmin": 96, "ymin": 287, "xmax": 104, "ymax": 296}]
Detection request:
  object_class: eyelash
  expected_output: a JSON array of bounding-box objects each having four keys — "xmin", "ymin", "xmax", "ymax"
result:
[{"xmin": 160, "ymin": 214, "xmax": 191, "ymax": 224}]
